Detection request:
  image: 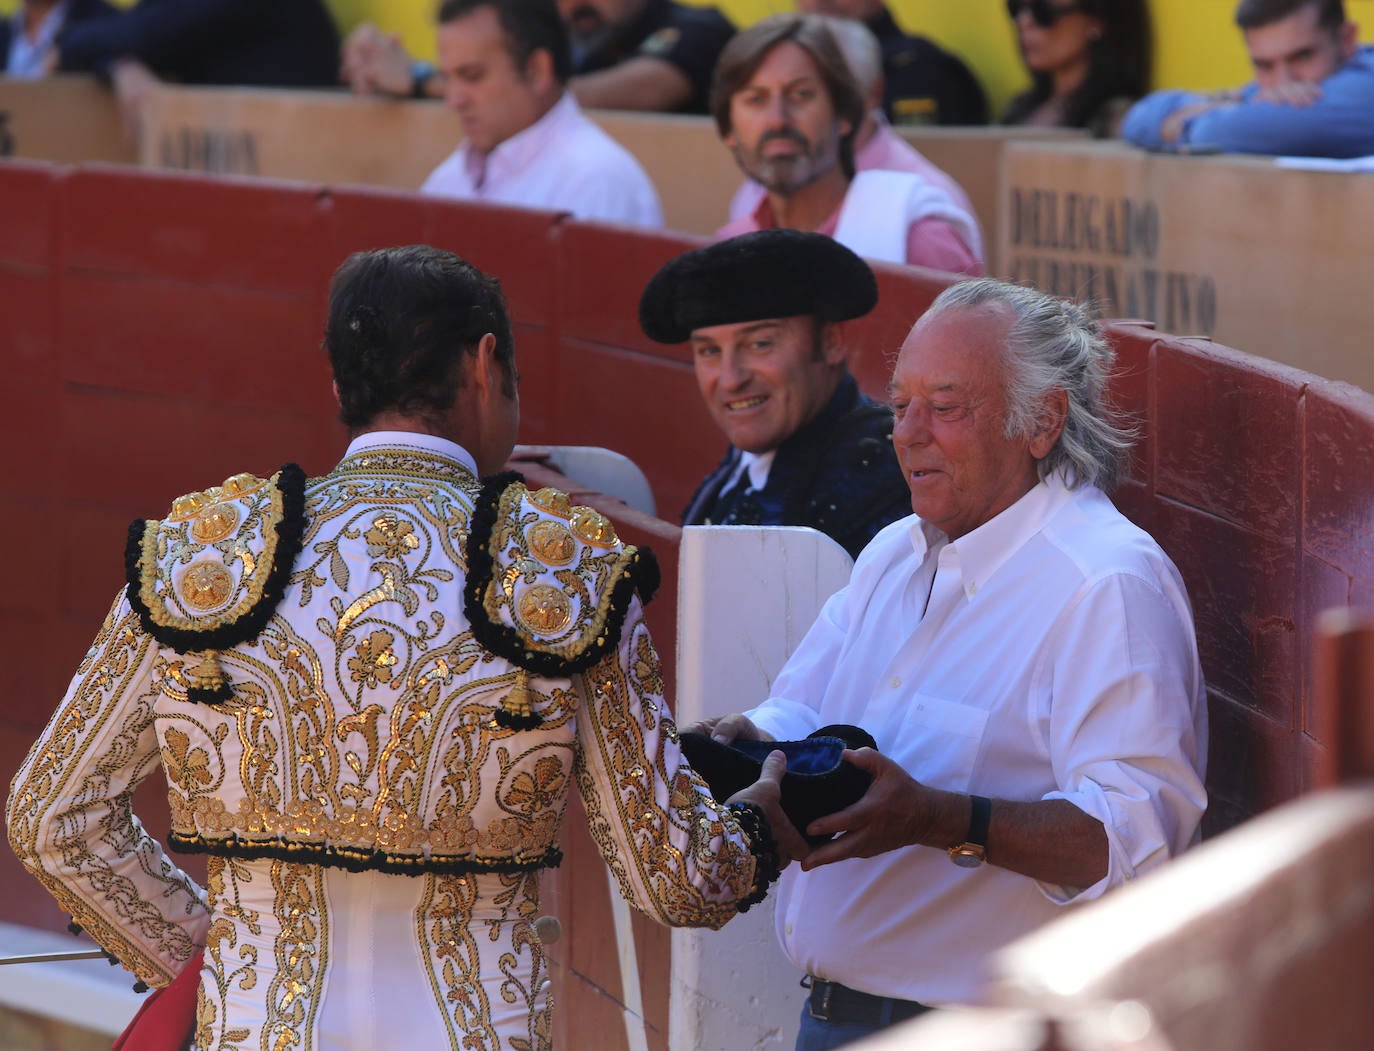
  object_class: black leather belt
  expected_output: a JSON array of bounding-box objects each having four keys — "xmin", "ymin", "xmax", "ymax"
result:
[{"xmin": 804, "ymin": 976, "xmax": 933, "ymax": 1027}]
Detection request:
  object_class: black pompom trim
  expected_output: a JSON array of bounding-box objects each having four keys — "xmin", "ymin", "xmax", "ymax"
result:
[
  {"xmin": 463, "ymin": 474, "xmax": 662, "ymax": 680},
  {"xmin": 186, "ymin": 682, "xmax": 234, "ymax": 705},
  {"xmin": 168, "ymin": 830, "xmax": 562, "ymax": 876},
  {"xmin": 123, "ymin": 464, "xmax": 308, "ymax": 656},
  {"xmin": 493, "ymin": 709, "xmax": 543, "ymax": 731}
]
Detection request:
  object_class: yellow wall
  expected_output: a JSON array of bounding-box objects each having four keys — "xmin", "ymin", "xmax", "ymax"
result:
[{"xmin": 4, "ymin": 0, "xmax": 1372, "ymax": 109}]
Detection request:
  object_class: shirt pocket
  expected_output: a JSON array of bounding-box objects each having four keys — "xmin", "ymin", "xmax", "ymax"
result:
[{"xmin": 895, "ymin": 693, "xmax": 990, "ymax": 794}]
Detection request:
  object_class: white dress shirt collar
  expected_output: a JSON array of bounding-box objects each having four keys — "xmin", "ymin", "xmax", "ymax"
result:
[
  {"xmin": 911, "ymin": 471, "xmax": 1072, "ymax": 600},
  {"xmin": 464, "ymin": 91, "xmax": 579, "ymax": 190},
  {"xmin": 343, "ymin": 430, "xmax": 479, "ymax": 477}
]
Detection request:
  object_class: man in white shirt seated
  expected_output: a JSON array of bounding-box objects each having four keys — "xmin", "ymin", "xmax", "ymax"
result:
[
  {"xmin": 692, "ymin": 277, "xmax": 1208, "ymax": 1050},
  {"xmin": 421, "ymin": 0, "xmax": 663, "ymax": 227}
]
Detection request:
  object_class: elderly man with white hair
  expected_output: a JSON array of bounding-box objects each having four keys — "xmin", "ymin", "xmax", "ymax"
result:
[
  {"xmin": 692, "ymin": 278, "xmax": 1208, "ymax": 1050},
  {"xmin": 726, "ymin": 14, "xmax": 981, "ymax": 265}
]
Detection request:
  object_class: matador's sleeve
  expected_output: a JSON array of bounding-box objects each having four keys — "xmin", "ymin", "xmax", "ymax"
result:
[
  {"xmin": 6, "ymin": 589, "xmax": 210, "ymax": 988},
  {"xmin": 465, "ymin": 475, "xmax": 760, "ymax": 929}
]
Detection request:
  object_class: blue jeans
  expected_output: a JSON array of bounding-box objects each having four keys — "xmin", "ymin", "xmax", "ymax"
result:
[{"xmin": 795, "ymin": 1002, "xmax": 883, "ymax": 1051}]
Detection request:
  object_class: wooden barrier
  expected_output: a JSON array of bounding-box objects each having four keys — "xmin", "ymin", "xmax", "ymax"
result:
[
  {"xmin": 999, "ymin": 140, "xmax": 1374, "ymax": 394},
  {"xmin": 0, "ymin": 75, "xmax": 135, "ymax": 164},
  {"xmin": 4, "ymin": 161, "xmax": 1374, "ymax": 1050},
  {"xmin": 131, "ymin": 82, "xmax": 1079, "ymax": 260}
]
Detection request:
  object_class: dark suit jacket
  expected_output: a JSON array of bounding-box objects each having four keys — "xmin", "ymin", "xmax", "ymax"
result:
[
  {"xmin": 682, "ymin": 373, "xmax": 912, "ymax": 561},
  {"xmin": 55, "ymin": 0, "xmax": 339, "ymax": 86},
  {"xmin": 1, "ymin": 0, "xmax": 118, "ymax": 71}
]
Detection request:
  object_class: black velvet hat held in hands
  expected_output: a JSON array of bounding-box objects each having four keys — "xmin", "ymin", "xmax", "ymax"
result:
[
  {"xmin": 637, "ymin": 229, "xmax": 879, "ymax": 345},
  {"xmin": 679, "ymin": 724, "xmax": 878, "ymax": 846}
]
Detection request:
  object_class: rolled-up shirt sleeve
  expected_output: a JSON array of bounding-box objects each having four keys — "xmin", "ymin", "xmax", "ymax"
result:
[
  {"xmin": 1034, "ymin": 570, "xmax": 1207, "ymax": 904},
  {"xmin": 1120, "ymin": 89, "xmax": 1205, "ymax": 151}
]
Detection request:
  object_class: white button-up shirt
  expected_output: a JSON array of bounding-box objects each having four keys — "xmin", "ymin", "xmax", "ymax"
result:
[
  {"xmin": 421, "ymin": 91, "xmax": 663, "ymax": 228},
  {"xmin": 747, "ymin": 472, "xmax": 1207, "ymax": 1004}
]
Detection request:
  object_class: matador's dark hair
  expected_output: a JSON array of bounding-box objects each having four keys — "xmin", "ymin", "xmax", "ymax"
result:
[{"xmin": 324, "ymin": 244, "xmax": 516, "ymax": 430}]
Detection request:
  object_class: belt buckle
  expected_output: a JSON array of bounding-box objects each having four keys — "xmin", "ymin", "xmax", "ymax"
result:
[{"xmin": 806, "ymin": 978, "xmax": 835, "ymax": 1022}]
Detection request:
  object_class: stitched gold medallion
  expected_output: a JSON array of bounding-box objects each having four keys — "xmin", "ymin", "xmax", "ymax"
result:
[
  {"xmin": 515, "ymin": 585, "xmax": 572, "ymax": 635},
  {"xmin": 190, "ymin": 503, "xmax": 240, "ymax": 544},
  {"xmin": 570, "ymin": 507, "xmax": 618, "ymax": 548},
  {"xmin": 527, "ymin": 487, "xmax": 573, "ymax": 518},
  {"xmin": 526, "ymin": 520, "xmax": 576, "ymax": 567},
  {"xmin": 181, "ymin": 560, "xmax": 234, "ymax": 611}
]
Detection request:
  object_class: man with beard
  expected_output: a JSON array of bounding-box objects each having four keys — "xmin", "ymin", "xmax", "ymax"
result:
[
  {"xmin": 711, "ymin": 13, "xmax": 982, "ymax": 273},
  {"xmin": 343, "ymin": 0, "xmax": 733, "ymax": 114}
]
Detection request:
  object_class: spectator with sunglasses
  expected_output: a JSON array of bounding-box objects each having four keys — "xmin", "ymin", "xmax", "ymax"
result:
[
  {"xmin": 1000, "ymin": 0, "xmax": 1151, "ymax": 136},
  {"xmin": 1121, "ymin": 0, "xmax": 1374, "ymax": 157}
]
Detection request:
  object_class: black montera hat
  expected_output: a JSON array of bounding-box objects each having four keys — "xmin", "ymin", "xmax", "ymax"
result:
[{"xmin": 638, "ymin": 229, "xmax": 879, "ymax": 344}]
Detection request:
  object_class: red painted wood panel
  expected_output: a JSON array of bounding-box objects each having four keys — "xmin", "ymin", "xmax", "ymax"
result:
[
  {"xmin": 1154, "ymin": 339, "xmax": 1305, "ymax": 540},
  {"xmin": 1153, "ymin": 497, "xmax": 1299, "ymax": 727},
  {"xmin": 0, "ymin": 159, "xmax": 58, "ymax": 268},
  {"xmin": 555, "ymin": 221, "xmax": 704, "ymax": 354},
  {"xmin": 60, "ymin": 165, "xmax": 327, "ymax": 294}
]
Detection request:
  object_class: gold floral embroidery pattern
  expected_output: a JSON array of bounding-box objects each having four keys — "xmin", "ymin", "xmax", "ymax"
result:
[
  {"xmin": 479, "ymin": 483, "xmax": 643, "ymax": 663},
  {"xmin": 573, "ymin": 622, "xmax": 752, "ymax": 931},
  {"xmin": 198, "ymin": 856, "xmax": 260, "ymax": 1051},
  {"xmin": 6, "ymin": 593, "xmax": 207, "ymax": 988},
  {"xmin": 263, "ymin": 861, "xmax": 327, "ymax": 1050},
  {"xmin": 419, "ymin": 874, "xmax": 494, "ymax": 1049},
  {"xmin": 133, "ymin": 471, "xmax": 287, "ymax": 635}
]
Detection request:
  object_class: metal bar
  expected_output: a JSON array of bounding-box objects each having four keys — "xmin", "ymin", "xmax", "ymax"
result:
[{"xmin": 0, "ymin": 949, "xmax": 109, "ymax": 965}]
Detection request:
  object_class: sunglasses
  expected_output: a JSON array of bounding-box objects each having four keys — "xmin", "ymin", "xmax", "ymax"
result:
[{"xmin": 1006, "ymin": 0, "xmax": 1087, "ymax": 28}]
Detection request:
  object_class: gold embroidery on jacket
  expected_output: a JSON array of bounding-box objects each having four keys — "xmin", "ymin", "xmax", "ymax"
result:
[
  {"xmin": 263, "ymin": 861, "xmax": 327, "ymax": 1050},
  {"xmin": 7, "ymin": 594, "xmax": 205, "ymax": 988}
]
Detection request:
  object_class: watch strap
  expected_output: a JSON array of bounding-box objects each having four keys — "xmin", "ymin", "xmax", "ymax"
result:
[{"xmin": 966, "ymin": 794, "xmax": 991, "ymax": 849}]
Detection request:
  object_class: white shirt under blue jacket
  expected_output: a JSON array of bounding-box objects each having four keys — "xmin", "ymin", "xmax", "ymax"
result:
[{"xmin": 746, "ymin": 470, "xmax": 1208, "ymax": 1005}]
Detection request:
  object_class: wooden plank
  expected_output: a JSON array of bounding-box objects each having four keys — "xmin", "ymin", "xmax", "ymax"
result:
[
  {"xmin": 998, "ymin": 140, "xmax": 1374, "ymax": 393},
  {"xmin": 139, "ymin": 84, "xmax": 456, "ymax": 187},
  {"xmin": 0, "ymin": 75, "xmax": 134, "ymax": 164}
]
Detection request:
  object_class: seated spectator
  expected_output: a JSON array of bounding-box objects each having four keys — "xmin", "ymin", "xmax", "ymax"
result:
[
  {"xmin": 39, "ymin": 0, "xmax": 338, "ymax": 140},
  {"xmin": 421, "ymin": 0, "xmax": 662, "ymax": 228},
  {"xmin": 639, "ymin": 229, "xmax": 912, "ymax": 559},
  {"xmin": 1121, "ymin": 0, "xmax": 1374, "ymax": 158},
  {"xmin": 727, "ymin": 16, "xmax": 981, "ymax": 264},
  {"xmin": 795, "ymin": 0, "xmax": 986, "ymax": 125},
  {"xmin": 52, "ymin": 0, "xmax": 340, "ymax": 87},
  {"xmin": 1000, "ymin": 0, "xmax": 1151, "ymax": 136},
  {"xmin": 712, "ymin": 14, "xmax": 982, "ymax": 273},
  {"xmin": 342, "ymin": 0, "xmax": 734, "ymax": 114},
  {"xmin": 2, "ymin": 0, "xmax": 114, "ymax": 78}
]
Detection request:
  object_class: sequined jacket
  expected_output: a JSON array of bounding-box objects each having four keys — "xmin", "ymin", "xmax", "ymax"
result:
[
  {"xmin": 7, "ymin": 435, "xmax": 758, "ymax": 994},
  {"xmin": 682, "ymin": 373, "xmax": 912, "ymax": 560}
]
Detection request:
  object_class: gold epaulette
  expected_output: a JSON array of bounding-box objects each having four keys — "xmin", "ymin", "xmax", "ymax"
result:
[
  {"xmin": 123, "ymin": 464, "xmax": 307, "ymax": 703},
  {"xmin": 464, "ymin": 473, "xmax": 660, "ymax": 729}
]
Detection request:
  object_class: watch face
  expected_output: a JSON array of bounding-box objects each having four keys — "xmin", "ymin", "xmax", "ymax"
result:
[{"xmin": 950, "ymin": 846, "xmax": 984, "ymax": 868}]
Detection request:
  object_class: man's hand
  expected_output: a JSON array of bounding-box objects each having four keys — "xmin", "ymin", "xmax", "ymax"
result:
[
  {"xmin": 726, "ymin": 749, "xmax": 808, "ymax": 865},
  {"xmin": 340, "ymin": 22, "xmax": 415, "ymax": 97},
  {"xmin": 678, "ymin": 712, "xmax": 772, "ymax": 745},
  {"xmin": 109, "ymin": 59, "xmax": 161, "ymax": 145},
  {"xmin": 799, "ymin": 748, "xmax": 960, "ymax": 871},
  {"xmin": 1257, "ymin": 81, "xmax": 1323, "ymax": 107}
]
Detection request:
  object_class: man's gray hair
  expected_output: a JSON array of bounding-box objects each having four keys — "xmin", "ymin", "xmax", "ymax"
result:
[
  {"xmin": 926, "ymin": 278, "xmax": 1136, "ymax": 491},
  {"xmin": 817, "ymin": 16, "xmax": 883, "ymax": 100}
]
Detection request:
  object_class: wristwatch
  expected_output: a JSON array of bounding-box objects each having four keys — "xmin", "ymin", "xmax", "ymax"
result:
[
  {"xmin": 410, "ymin": 60, "xmax": 436, "ymax": 99},
  {"xmin": 948, "ymin": 794, "xmax": 991, "ymax": 868}
]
